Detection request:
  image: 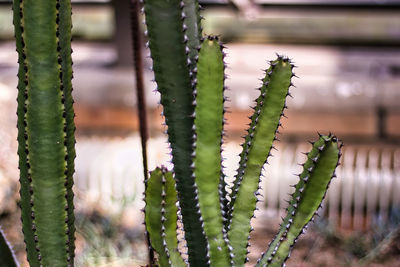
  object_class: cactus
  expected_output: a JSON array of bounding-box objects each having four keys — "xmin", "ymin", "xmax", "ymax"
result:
[
  {"xmin": 13, "ymin": 0, "xmax": 76, "ymax": 266},
  {"xmin": 3, "ymin": 0, "xmax": 341, "ymax": 266},
  {"xmin": 143, "ymin": 0, "xmax": 342, "ymax": 266}
]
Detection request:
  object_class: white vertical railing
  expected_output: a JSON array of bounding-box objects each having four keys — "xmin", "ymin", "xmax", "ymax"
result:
[{"xmin": 74, "ymin": 136, "xmax": 400, "ymax": 230}]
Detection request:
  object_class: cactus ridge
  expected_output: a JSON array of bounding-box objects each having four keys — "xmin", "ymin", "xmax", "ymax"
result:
[
  {"xmin": 143, "ymin": 0, "xmax": 208, "ymax": 264},
  {"xmin": 256, "ymin": 134, "xmax": 342, "ymax": 267},
  {"xmin": 192, "ymin": 36, "xmax": 231, "ymax": 266},
  {"xmin": 57, "ymin": 0, "xmax": 76, "ymax": 262},
  {"xmin": 13, "ymin": 0, "xmax": 41, "ymax": 264},
  {"xmin": 0, "ymin": 227, "xmax": 19, "ymax": 267},
  {"xmin": 55, "ymin": 0, "xmax": 74, "ymax": 263},
  {"xmin": 227, "ymin": 57, "xmax": 294, "ymax": 266}
]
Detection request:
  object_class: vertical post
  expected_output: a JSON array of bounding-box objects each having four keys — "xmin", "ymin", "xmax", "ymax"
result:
[
  {"xmin": 128, "ymin": 0, "xmax": 153, "ymax": 264},
  {"xmin": 113, "ymin": 0, "xmax": 133, "ymax": 66}
]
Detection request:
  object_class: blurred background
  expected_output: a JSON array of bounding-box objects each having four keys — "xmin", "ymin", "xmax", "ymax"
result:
[{"xmin": 0, "ymin": 0, "xmax": 399, "ymax": 266}]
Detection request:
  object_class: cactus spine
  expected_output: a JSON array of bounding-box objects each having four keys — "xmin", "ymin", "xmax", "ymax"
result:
[
  {"xmin": 143, "ymin": 0, "xmax": 342, "ymax": 266},
  {"xmin": 13, "ymin": 0, "xmax": 76, "ymax": 266}
]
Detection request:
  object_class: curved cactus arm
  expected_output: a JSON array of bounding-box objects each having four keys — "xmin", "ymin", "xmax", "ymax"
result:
[
  {"xmin": 14, "ymin": 0, "xmax": 75, "ymax": 266},
  {"xmin": 0, "ymin": 228, "xmax": 19, "ymax": 267},
  {"xmin": 193, "ymin": 36, "xmax": 231, "ymax": 266},
  {"xmin": 143, "ymin": 0, "xmax": 207, "ymax": 264},
  {"xmin": 145, "ymin": 168, "xmax": 186, "ymax": 267},
  {"xmin": 256, "ymin": 134, "xmax": 342, "ymax": 267},
  {"xmin": 227, "ymin": 56, "xmax": 294, "ymax": 266}
]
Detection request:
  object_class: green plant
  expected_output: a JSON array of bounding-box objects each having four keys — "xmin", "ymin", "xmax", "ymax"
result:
[
  {"xmin": 0, "ymin": 0, "xmax": 341, "ymax": 266},
  {"xmin": 143, "ymin": 0, "xmax": 342, "ymax": 266},
  {"xmin": 12, "ymin": 0, "xmax": 76, "ymax": 266}
]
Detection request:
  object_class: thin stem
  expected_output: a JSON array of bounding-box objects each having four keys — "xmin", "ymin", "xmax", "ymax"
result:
[{"xmin": 129, "ymin": 0, "xmax": 153, "ymax": 264}]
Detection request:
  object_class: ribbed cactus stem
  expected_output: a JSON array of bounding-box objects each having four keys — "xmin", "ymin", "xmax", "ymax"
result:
[
  {"xmin": 228, "ymin": 57, "xmax": 294, "ymax": 266},
  {"xmin": 143, "ymin": 0, "xmax": 208, "ymax": 264},
  {"xmin": 13, "ymin": 0, "xmax": 76, "ymax": 266},
  {"xmin": 193, "ymin": 36, "xmax": 231, "ymax": 266},
  {"xmin": 256, "ymin": 134, "xmax": 342, "ymax": 266}
]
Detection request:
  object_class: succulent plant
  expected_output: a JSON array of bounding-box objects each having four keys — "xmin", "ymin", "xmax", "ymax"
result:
[
  {"xmin": 142, "ymin": 0, "xmax": 342, "ymax": 266},
  {"xmin": 1, "ymin": 0, "xmax": 341, "ymax": 266}
]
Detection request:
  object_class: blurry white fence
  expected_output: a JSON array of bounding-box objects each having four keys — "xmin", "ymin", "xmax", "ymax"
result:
[
  {"xmin": 260, "ymin": 143, "xmax": 400, "ymax": 230},
  {"xmin": 74, "ymin": 135, "xmax": 400, "ymax": 230}
]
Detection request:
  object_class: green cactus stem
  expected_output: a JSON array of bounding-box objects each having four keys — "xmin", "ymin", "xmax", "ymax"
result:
[
  {"xmin": 13, "ymin": 0, "xmax": 76, "ymax": 266},
  {"xmin": 143, "ymin": 0, "xmax": 208, "ymax": 264},
  {"xmin": 256, "ymin": 134, "xmax": 342, "ymax": 267},
  {"xmin": 193, "ymin": 36, "xmax": 231, "ymax": 266},
  {"xmin": 145, "ymin": 168, "xmax": 185, "ymax": 267},
  {"xmin": 0, "ymin": 228, "xmax": 19, "ymax": 267},
  {"xmin": 228, "ymin": 56, "xmax": 294, "ymax": 266}
]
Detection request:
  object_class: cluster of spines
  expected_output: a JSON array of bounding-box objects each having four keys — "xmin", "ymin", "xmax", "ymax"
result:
[
  {"xmin": 227, "ymin": 56, "xmax": 294, "ymax": 265},
  {"xmin": 256, "ymin": 134, "xmax": 342, "ymax": 266}
]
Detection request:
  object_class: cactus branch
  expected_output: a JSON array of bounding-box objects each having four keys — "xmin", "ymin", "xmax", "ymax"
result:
[
  {"xmin": 193, "ymin": 36, "xmax": 231, "ymax": 266},
  {"xmin": 145, "ymin": 168, "xmax": 185, "ymax": 267},
  {"xmin": 256, "ymin": 134, "xmax": 342, "ymax": 266},
  {"xmin": 228, "ymin": 56, "xmax": 294, "ymax": 266}
]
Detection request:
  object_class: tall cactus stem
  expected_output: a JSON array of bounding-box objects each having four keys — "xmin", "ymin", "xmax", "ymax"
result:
[
  {"xmin": 228, "ymin": 56, "xmax": 294, "ymax": 266},
  {"xmin": 14, "ymin": 0, "xmax": 76, "ymax": 265},
  {"xmin": 193, "ymin": 36, "xmax": 231, "ymax": 266},
  {"xmin": 143, "ymin": 0, "xmax": 208, "ymax": 264}
]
